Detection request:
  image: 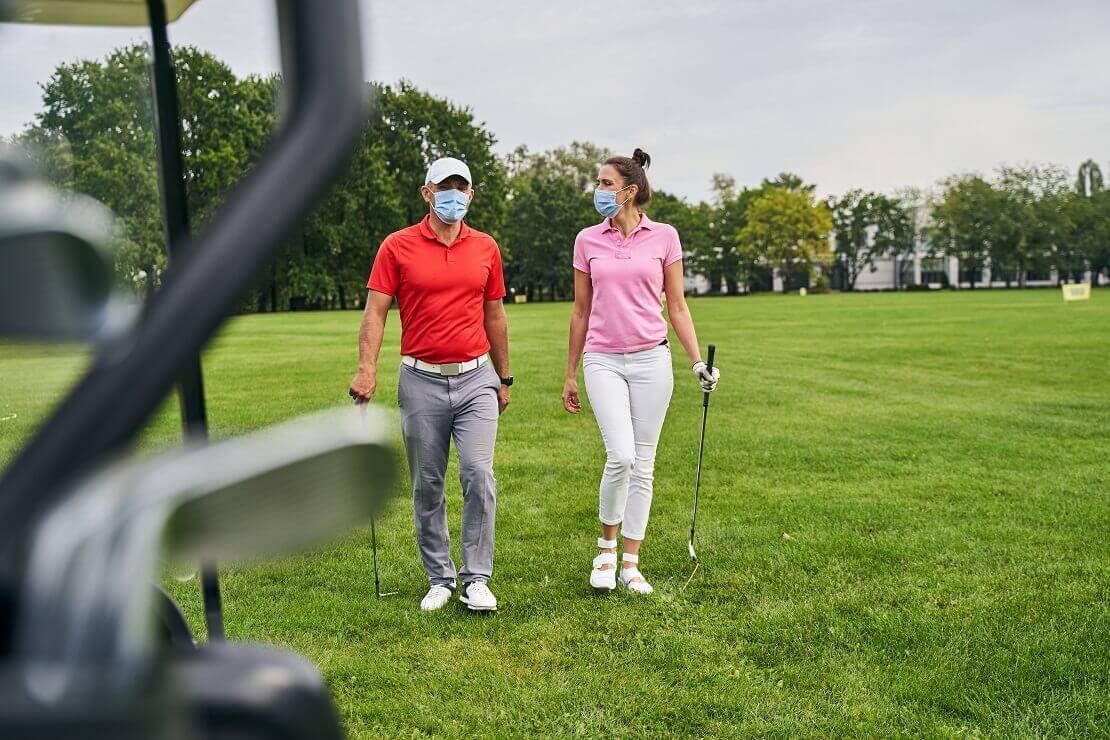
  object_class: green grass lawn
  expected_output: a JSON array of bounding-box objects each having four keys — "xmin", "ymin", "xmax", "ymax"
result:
[{"xmin": 2, "ymin": 289, "xmax": 1108, "ymax": 737}]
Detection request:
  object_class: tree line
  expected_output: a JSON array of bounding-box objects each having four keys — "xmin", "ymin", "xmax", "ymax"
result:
[{"xmin": 7, "ymin": 44, "xmax": 1109, "ymax": 312}]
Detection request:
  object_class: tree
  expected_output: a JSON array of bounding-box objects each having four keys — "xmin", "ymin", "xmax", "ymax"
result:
[
  {"xmin": 760, "ymin": 171, "xmax": 815, "ymax": 194},
  {"xmin": 27, "ymin": 45, "xmax": 165, "ymax": 293},
  {"xmin": 694, "ymin": 175, "xmax": 764, "ymax": 294},
  {"xmin": 829, "ymin": 189, "xmax": 914, "ymax": 290},
  {"xmin": 927, "ymin": 175, "xmax": 1016, "ymax": 288},
  {"xmin": 737, "ymin": 187, "xmax": 833, "ymax": 292},
  {"xmin": 1076, "ymin": 159, "xmax": 1104, "ymax": 197},
  {"xmin": 1068, "ymin": 189, "xmax": 1110, "ymax": 287},
  {"xmin": 997, "ymin": 164, "xmax": 1074, "ymax": 286},
  {"xmin": 649, "ymin": 191, "xmax": 712, "ymax": 293},
  {"xmin": 502, "ymin": 145, "xmax": 598, "ymax": 301}
]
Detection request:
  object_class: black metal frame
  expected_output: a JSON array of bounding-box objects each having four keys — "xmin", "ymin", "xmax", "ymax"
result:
[
  {"xmin": 0, "ymin": 0, "xmax": 368, "ymax": 652},
  {"xmin": 145, "ymin": 0, "xmax": 224, "ymax": 643}
]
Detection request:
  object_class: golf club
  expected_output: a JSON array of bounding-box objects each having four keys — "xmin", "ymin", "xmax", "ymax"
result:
[
  {"xmin": 688, "ymin": 344, "xmax": 716, "ymax": 561},
  {"xmin": 361, "ymin": 402, "xmax": 396, "ymax": 597}
]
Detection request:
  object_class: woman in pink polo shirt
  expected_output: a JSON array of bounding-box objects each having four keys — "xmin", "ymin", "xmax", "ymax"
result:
[{"xmin": 562, "ymin": 148, "xmax": 721, "ymax": 595}]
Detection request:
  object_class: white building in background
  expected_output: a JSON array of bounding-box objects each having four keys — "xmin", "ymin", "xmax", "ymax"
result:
[{"xmin": 683, "ymin": 199, "xmax": 1106, "ymax": 293}]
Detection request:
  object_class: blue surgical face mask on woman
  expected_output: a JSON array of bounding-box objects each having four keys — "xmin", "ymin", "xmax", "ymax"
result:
[
  {"xmin": 593, "ymin": 184, "xmax": 634, "ymax": 219},
  {"xmin": 432, "ymin": 188, "xmax": 470, "ymax": 223}
]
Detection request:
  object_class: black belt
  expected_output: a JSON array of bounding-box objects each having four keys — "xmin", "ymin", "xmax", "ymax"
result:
[{"xmin": 659, "ymin": 339, "xmax": 669, "ymax": 346}]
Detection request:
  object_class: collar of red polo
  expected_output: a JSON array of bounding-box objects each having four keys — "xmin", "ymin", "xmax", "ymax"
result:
[
  {"xmin": 418, "ymin": 215, "xmax": 472, "ymax": 244},
  {"xmin": 602, "ymin": 212, "xmax": 655, "ymax": 234}
]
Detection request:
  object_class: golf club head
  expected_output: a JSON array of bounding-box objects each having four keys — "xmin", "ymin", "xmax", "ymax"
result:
[
  {"xmin": 17, "ymin": 406, "xmax": 398, "ymax": 703},
  {"xmin": 0, "ymin": 153, "xmax": 131, "ymax": 342},
  {"xmin": 688, "ymin": 539, "xmax": 698, "ymax": 561}
]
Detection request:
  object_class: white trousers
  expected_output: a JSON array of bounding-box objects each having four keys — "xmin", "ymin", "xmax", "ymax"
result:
[{"xmin": 583, "ymin": 343, "xmax": 674, "ymax": 540}]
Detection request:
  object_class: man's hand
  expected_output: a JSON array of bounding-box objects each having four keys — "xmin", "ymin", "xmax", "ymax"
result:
[
  {"xmin": 497, "ymin": 384, "xmax": 511, "ymax": 414},
  {"xmin": 349, "ymin": 368, "xmax": 376, "ymax": 404},
  {"xmin": 562, "ymin": 378, "xmax": 581, "ymax": 414}
]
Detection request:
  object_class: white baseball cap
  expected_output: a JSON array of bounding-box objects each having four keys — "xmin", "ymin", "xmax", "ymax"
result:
[{"xmin": 425, "ymin": 157, "xmax": 472, "ymax": 186}]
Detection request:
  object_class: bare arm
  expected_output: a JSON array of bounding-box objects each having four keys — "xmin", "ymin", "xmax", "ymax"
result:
[
  {"xmin": 663, "ymin": 260, "xmax": 703, "ymax": 366},
  {"xmin": 484, "ymin": 299, "xmax": 511, "ymax": 413},
  {"xmin": 348, "ymin": 290, "xmax": 393, "ymax": 403},
  {"xmin": 562, "ymin": 269, "xmax": 592, "ymax": 413},
  {"xmin": 484, "ymin": 299, "xmax": 510, "ymax": 377}
]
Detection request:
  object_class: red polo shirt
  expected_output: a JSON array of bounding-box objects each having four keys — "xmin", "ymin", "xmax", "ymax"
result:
[{"xmin": 367, "ymin": 216, "xmax": 506, "ymax": 363}]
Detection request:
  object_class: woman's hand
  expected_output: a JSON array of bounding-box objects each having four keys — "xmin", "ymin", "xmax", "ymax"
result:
[
  {"xmin": 691, "ymin": 361, "xmax": 720, "ymax": 392},
  {"xmin": 562, "ymin": 377, "xmax": 582, "ymax": 414}
]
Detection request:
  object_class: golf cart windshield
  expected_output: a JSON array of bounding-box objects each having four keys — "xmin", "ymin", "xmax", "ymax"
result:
[{"xmin": 0, "ymin": 0, "xmax": 284, "ymax": 458}]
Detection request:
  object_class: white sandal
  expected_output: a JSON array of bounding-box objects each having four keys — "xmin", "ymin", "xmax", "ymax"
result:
[
  {"xmin": 620, "ymin": 553, "xmax": 654, "ymax": 595},
  {"xmin": 590, "ymin": 537, "xmax": 617, "ymax": 590}
]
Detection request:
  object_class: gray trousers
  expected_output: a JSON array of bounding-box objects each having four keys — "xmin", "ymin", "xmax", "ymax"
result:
[{"xmin": 397, "ymin": 362, "xmax": 500, "ymax": 587}]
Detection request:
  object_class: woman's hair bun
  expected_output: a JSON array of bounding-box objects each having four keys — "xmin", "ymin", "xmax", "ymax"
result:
[{"xmin": 632, "ymin": 148, "xmax": 651, "ymax": 169}]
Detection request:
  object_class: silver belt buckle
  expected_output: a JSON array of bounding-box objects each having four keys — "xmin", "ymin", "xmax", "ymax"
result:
[{"xmin": 440, "ymin": 363, "xmax": 461, "ymax": 376}]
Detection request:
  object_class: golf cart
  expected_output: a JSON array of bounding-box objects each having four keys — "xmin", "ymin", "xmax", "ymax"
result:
[{"xmin": 0, "ymin": 0, "xmax": 393, "ymax": 737}]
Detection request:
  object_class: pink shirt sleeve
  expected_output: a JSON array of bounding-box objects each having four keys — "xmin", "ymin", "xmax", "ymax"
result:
[
  {"xmin": 663, "ymin": 226, "xmax": 683, "ymax": 268},
  {"xmin": 572, "ymin": 233, "xmax": 590, "ymax": 274}
]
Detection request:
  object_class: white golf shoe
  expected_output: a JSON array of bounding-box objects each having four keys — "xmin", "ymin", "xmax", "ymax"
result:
[
  {"xmin": 420, "ymin": 584, "xmax": 454, "ymax": 612},
  {"xmin": 619, "ymin": 553, "xmax": 654, "ymax": 595},
  {"xmin": 460, "ymin": 581, "xmax": 497, "ymax": 611},
  {"xmin": 590, "ymin": 537, "xmax": 617, "ymax": 591}
]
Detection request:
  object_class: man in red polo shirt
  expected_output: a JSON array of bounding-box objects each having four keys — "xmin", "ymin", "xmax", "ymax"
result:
[{"xmin": 349, "ymin": 157, "xmax": 511, "ymax": 613}]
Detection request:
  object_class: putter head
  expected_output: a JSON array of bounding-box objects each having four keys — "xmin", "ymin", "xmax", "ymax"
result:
[
  {"xmin": 17, "ymin": 406, "xmax": 397, "ymax": 703},
  {"xmin": 0, "ymin": 153, "xmax": 131, "ymax": 343}
]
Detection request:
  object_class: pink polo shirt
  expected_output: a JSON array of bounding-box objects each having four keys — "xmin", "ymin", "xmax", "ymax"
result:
[{"xmin": 573, "ymin": 213, "xmax": 684, "ymax": 353}]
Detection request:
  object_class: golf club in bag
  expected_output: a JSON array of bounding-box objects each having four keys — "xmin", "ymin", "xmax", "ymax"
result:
[
  {"xmin": 688, "ymin": 344, "xmax": 716, "ymax": 561},
  {"xmin": 361, "ymin": 403, "xmax": 396, "ymax": 597}
]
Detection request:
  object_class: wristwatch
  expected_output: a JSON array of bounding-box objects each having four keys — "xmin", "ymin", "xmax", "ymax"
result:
[{"xmin": 499, "ymin": 375, "xmax": 514, "ymax": 387}]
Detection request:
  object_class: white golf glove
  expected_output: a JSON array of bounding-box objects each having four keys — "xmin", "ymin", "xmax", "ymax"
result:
[{"xmin": 692, "ymin": 361, "xmax": 720, "ymax": 392}]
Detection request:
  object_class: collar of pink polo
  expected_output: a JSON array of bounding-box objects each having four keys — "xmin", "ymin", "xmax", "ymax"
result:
[{"xmin": 600, "ymin": 212, "xmax": 656, "ymax": 236}]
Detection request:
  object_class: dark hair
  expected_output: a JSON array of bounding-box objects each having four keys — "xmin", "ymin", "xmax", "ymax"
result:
[{"xmin": 604, "ymin": 148, "xmax": 652, "ymax": 206}]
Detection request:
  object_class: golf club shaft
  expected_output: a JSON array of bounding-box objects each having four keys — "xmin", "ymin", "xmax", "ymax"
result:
[
  {"xmin": 371, "ymin": 516, "xmax": 381, "ymax": 596},
  {"xmin": 689, "ymin": 344, "xmax": 715, "ymax": 550},
  {"xmin": 360, "ymin": 402, "xmax": 386, "ymax": 597}
]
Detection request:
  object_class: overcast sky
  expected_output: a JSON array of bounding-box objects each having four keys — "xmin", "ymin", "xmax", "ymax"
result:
[{"xmin": 1, "ymin": 0, "xmax": 1107, "ymax": 202}]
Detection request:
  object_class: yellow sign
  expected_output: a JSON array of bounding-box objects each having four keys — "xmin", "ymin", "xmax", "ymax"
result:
[{"xmin": 1062, "ymin": 284, "xmax": 1091, "ymax": 302}]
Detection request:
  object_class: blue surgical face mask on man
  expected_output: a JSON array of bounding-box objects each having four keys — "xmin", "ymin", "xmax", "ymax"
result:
[
  {"xmin": 432, "ymin": 188, "xmax": 470, "ymax": 224},
  {"xmin": 593, "ymin": 184, "xmax": 633, "ymax": 219}
]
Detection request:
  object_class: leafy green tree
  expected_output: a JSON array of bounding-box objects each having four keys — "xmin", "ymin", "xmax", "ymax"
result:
[
  {"xmin": 738, "ymin": 187, "xmax": 833, "ymax": 292},
  {"xmin": 927, "ymin": 175, "xmax": 1015, "ymax": 288},
  {"xmin": 502, "ymin": 145, "xmax": 597, "ymax": 301},
  {"xmin": 761, "ymin": 171, "xmax": 815, "ymax": 194},
  {"xmin": 996, "ymin": 164, "xmax": 1073, "ymax": 286},
  {"xmin": 648, "ymin": 191, "xmax": 712, "ymax": 292},
  {"xmin": 829, "ymin": 190, "xmax": 914, "ymax": 290},
  {"xmin": 25, "ymin": 44, "xmax": 164, "ymax": 293}
]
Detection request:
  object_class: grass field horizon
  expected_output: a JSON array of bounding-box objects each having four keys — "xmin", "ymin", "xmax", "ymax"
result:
[{"xmin": 2, "ymin": 289, "xmax": 1108, "ymax": 737}]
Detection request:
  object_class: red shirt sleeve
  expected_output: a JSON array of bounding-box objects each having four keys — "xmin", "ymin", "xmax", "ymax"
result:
[
  {"xmin": 484, "ymin": 241, "xmax": 507, "ymax": 301},
  {"xmin": 367, "ymin": 237, "xmax": 399, "ymax": 296}
]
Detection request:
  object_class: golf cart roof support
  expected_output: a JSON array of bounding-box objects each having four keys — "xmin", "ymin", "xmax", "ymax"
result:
[
  {"xmin": 0, "ymin": 0, "xmax": 368, "ymax": 607},
  {"xmin": 144, "ymin": 0, "xmax": 224, "ymax": 643}
]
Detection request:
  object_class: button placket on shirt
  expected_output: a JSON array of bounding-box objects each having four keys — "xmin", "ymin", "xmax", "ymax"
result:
[{"xmin": 610, "ymin": 227, "xmax": 634, "ymax": 260}]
